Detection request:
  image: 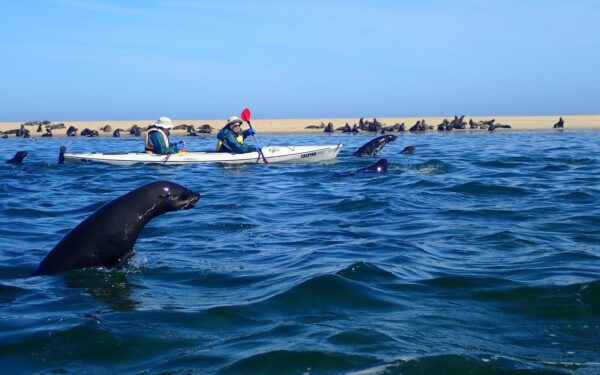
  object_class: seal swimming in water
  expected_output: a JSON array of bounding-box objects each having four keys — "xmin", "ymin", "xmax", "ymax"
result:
[
  {"xmin": 357, "ymin": 158, "xmax": 388, "ymax": 173},
  {"xmin": 30, "ymin": 180, "xmax": 201, "ymax": 277},
  {"xmin": 58, "ymin": 146, "xmax": 67, "ymax": 164},
  {"xmin": 6, "ymin": 151, "xmax": 28, "ymax": 164},
  {"xmin": 400, "ymin": 145, "xmax": 416, "ymax": 154},
  {"xmin": 353, "ymin": 134, "xmax": 397, "ymax": 157},
  {"xmin": 334, "ymin": 158, "xmax": 388, "ymax": 177}
]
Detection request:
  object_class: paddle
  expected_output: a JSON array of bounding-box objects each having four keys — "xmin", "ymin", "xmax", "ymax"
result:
[{"xmin": 241, "ymin": 108, "xmax": 268, "ymax": 164}]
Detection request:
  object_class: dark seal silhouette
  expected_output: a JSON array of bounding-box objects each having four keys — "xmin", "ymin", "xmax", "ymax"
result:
[
  {"xmin": 334, "ymin": 158, "xmax": 388, "ymax": 177},
  {"xmin": 400, "ymin": 145, "xmax": 416, "ymax": 154},
  {"xmin": 67, "ymin": 126, "xmax": 78, "ymax": 136},
  {"xmin": 187, "ymin": 126, "xmax": 198, "ymax": 136},
  {"xmin": 58, "ymin": 146, "xmax": 67, "ymax": 164},
  {"xmin": 197, "ymin": 124, "xmax": 213, "ymax": 134},
  {"xmin": 356, "ymin": 158, "xmax": 388, "ymax": 173},
  {"xmin": 129, "ymin": 125, "xmax": 142, "ymax": 136},
  {"xmin": 553, "ymin": 117, "xmax": 564, "ymax": 129},
  {"xmin": 409, "ymin": 120, "xmax": 422, "ymax": 132},
  {"xmin": 30, "ymin": 181, "xmax": 201, "ymax": 277},
  {"xmin": 81, "ymin": 128, "xmax": 99, "ymax": 137},
  {"xmin": 6, "ymin": 151, "xmax": 28, "ymax": 164},
  {"xmin": 323, "ymin": 122, "xmax": 334, "ymax": 133},
  {"xmin": 353, "ymin": 134, "xmax": 397, "ymax": 157}
]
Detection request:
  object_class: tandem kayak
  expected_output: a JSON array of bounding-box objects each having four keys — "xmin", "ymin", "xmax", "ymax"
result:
[{"xmin": 63, "ymin": 144, "xmax": 343, "ymax": 166}]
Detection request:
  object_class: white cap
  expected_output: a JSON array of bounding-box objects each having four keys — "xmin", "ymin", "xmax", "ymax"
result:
[
  {"xmin": 154, "ymin": 116, "xmax": 173, "ymax": 129},
  {"xmin": 226, "ymin": 116, "xmax": 243, "ymax": 127}
]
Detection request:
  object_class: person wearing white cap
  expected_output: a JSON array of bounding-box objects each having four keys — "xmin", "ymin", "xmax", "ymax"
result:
[
  {"xmin": 215, "ymin": 115, "xmax": 257, "ymax": 153},
  {"xmin": 145, "ymin": 116, "xmax": 185, "ymax": 154}
]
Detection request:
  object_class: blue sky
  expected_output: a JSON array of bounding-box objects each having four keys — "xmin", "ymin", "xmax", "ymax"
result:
[{"xmin": 1, "ymin": 0, "xmax": 599, "ymax": 121}]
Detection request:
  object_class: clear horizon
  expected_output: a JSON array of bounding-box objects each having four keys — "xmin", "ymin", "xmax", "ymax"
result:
[{"xmin": 2, "ymin": 1, "xmax": 599, "ymax": 122}]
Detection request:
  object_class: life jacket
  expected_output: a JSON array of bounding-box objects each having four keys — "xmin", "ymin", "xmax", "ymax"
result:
[
  {"xmin": 145, "ymin": 127, "xmax": 170, "ymax": 153},
  {"xmin": 216, "ymin": 133, "xmax": 244, "ymax": 152}
]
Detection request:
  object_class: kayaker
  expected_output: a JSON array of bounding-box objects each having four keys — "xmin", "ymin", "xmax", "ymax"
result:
[
  {"xmin": 216, "ymin": 116, "xmax": 257, "ymax": 153},
  {"xmin": 145, "ymin": 117, "xmax": 185, "ymax": 155}
]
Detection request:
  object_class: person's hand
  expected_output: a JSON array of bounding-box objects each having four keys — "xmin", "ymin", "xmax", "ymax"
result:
[
  {"xmin": 175, "ymin": 141, "xmax": 186, "ymax": 152},
  {"xmin": 247, "ymin": 128, "xmax": 256, "ymax": 136}
]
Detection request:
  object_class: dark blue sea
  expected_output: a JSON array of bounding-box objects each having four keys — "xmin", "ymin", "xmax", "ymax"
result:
[{"xmin": 1, "ymin": 131, "xmax": 599, "ymax": 374}]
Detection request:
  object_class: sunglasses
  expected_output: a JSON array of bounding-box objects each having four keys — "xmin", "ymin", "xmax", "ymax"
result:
[{"xmin": 232, "ymin": 124, "xmax": 241, "ymax": 128}]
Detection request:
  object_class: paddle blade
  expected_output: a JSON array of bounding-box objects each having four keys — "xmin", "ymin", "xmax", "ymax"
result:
[{"xmin": 241, "ymin": 108, "xmax": 251, "ymax": 122}]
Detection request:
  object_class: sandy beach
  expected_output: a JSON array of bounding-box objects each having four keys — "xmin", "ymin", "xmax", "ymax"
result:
[{"xmin": 1, "ymin": 115, "xmax": 599, "ymax": 137}]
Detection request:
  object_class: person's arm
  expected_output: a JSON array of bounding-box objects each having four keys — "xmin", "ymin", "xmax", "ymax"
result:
[
  {"xmin": 149, "ymin": 132, "xmax": 177, "ymax": 154},
  {"xmin": 222, "ymin": 132, "xmax": 257, "ymax": 153}
]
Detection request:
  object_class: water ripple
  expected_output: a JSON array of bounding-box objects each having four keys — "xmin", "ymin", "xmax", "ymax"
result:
[{"xmin": 1, "ymin": 132, "xmax": 600, "ymax": 373}]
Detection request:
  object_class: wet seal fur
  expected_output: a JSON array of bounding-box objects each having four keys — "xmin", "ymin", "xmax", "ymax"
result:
[
  {"xmin": 334, "ymin": 158, "xmax": 388, "ymax": 177},
  {"xmin": 353, "ymin": 135, "xmax": 397, "ymax": 157},
  {"xmin": 30, "ymin": 180, "xmax": 200, "ymax": 276},
  {"xmin": 58, "ymin": 146, "xmax": 66, "ymax": 164},
  {"xmin": 6, "ymin": 151, "xmax": 28, "ymax": 164},
  {"xmin": 400, "ymin": 145, "xmax": 416, "ymax": 154}
]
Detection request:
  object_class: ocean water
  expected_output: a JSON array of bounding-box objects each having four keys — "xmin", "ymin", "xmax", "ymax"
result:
[{"xmin": 1, "ymin": 131, "xmax": 599, "ymax": 374}]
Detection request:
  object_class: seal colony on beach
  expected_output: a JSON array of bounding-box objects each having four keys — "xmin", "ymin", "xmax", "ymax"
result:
[{"xmin": 0, "ymin": 115, "xmax": 591, "ymax": 138}]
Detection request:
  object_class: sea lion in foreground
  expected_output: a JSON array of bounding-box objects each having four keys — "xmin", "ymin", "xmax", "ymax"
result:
[
  {"xmin": 6, "ymin": 151, "xmax": 28, "ymax": 164},
  {"xmin": 30, "ymin": 181, "xmax": 200, "ymax": 277},
  {"xmin": 334, "ymin": 158, "xmax": 388, "ymax": 177},
  {"xmin": 353, "ymin": 135, "xmax": 397, "ymax": 157}
]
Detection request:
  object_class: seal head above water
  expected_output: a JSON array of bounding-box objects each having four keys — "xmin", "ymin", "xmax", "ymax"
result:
[
  {"xmin": 30, "ymin": 180, "xmax": 200, "ymax": 277},
  {"xmin": 400, "ymin": 145, "xmax": 416, "ymax": 154},
  {"xmin": 6, "ymin": 151, "xmax": 28, "ymax": 164},
  {"xmin": 356, "ymin": 158, "xmax": 388, "ymax": 173}
]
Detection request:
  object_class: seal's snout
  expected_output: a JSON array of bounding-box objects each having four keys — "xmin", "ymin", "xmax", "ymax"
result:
[{"xmin": 181, "ymin": 189, "xmax": 200, "ymax": 210}]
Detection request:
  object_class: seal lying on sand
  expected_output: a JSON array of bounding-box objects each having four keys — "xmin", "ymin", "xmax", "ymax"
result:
[
  {"xmin": 353, "ymin": 135, "xmax": 397, "ymax": 157},
  {"xmin": 334, "ymin": 158, "xmax": 388, "ymax": 177},
  {"xmin": 553, "ymin": 117, "xmax": 564, "ymax": 129},
  {"xmin": 30, "ymin": 181, "xmax": 200, "ymax": 277},
  {"xmin": 6, "ymin": 151, "xmax": 28, "ymax": 164}
]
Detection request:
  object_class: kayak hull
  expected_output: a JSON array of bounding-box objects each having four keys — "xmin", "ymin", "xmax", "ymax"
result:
[{"xmin": 63, "ymin": 144, "xmax": 343, "ymax": 166}]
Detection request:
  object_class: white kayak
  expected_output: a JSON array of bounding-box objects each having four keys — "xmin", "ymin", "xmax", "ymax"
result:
[{"xmin": 63, "ymin": 144, "xmax": 343, "ymax": 166}]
